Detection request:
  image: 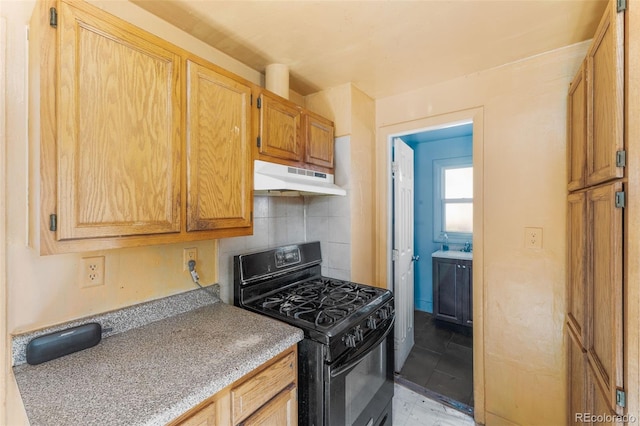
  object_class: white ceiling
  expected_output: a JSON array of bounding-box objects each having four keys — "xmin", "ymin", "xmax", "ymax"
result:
[{"xmin": 132, "ymin": 0, "xmax": 608, "ymax": 99}]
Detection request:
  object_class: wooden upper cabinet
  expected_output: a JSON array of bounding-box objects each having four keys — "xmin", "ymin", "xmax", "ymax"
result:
[
  {"xmin": 31, "ymin": 0, "xmax": 255, "ymax": 253},
  {"xmin": 257, "ymin": 92, "xmax": 302, "ymax": 163},
  {"xmin": 567, "ymin": 63, "xmax": 587, "ymax": 191},
  {"xmin": 303, "ymin": 111, "xmax": 334, "ymax": 169},
  {"xmin": 586, "ymin": 0, "xmax": 624, "ymax": 187},
  {"xmin": 57, "ymin": 0, "xmax": 182, "ymax": 240},
  {"xmin": 186, "ymin": 59, "xmax": 252, "ymax": 232},
  {"xmin": 586, "ymin": 182, "xmax": 624, "ymax": 415}
]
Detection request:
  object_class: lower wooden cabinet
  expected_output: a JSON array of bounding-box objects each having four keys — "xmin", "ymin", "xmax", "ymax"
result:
[
  {"xmin": 176, "ymin": 401, "xmax": 220, "ymax": 426},
  {"xmin": 170, "ymin": 345, "xmax": 298, "ymax": 426},
  {"xmin": 240, "ymin": 385, "xmax": 297, "ymax": 426}
]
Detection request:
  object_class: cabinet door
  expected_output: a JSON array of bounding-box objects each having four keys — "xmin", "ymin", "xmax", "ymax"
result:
[
  {"xmin": 586, "ymin": 182, "xmax": 623, "ymax": 414},
  {"xmin": 57, "ymin": 1, "xmax": 182, "ymax": 239},
  {"xmin": 432, "ymin": 259, "xmax": 463, "ymax": 324},
  {"xmin": 586, "ymin": 0, "xmax": 624, "ymax": 186},
  {"xmin": 567, "ymin": 192, "xmax": 587, "ymax": 346},
  {"xmin": 568, "ymin": 327, "xmax": 590, "ymax": 425},
  {"xmin": 257, "ymin": 92, "xmax": 302, "ymax": 162},
  {"xmin": 462, "ymin": 261, "xmax": 473, "ymax": 327},
  {"xmin": 567, "ymin": 63, "xmax": 587, "ymax": 191},
  {"xmin": 303, "ymin": 111, "xmax": 334, "ymax": 169},
  {"xmin": 175, "ymin": 401, "xmax": 217, "ymax": 426},
  {"xmin": 186, "ymin": 60, "xmax": 252, "ymax": 232},
  {"xmin": 238, "ymin": 385, "xmax": 297, "ymax": 426}
]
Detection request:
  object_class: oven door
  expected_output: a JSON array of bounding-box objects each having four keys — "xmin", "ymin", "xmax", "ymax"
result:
[{"xmin": 325, "ymin": 319, "xmax": 395, "ymax": 426}]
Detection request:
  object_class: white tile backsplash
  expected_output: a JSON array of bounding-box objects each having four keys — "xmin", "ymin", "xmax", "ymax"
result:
[
  {"xmin": 304, "ymin": 196, "xmax": 330, "ymax": 217},
  {"xmin": 254, "ymin": 196, "xmax": 269, "ymax": 218},
  {"xmin": 327, "ymin": 242, "xmax": 351, "ymax": 271},
  {"xmin": 329, "ymin": 216, "xmax": 351, "ymax": 244},
  {"xmin": 218, "ymin": 137, "xmax": 354, "ymax": 302},
  {"xmin": 306, "ymin": 216, "xmax": 328, "ymax": 243}
]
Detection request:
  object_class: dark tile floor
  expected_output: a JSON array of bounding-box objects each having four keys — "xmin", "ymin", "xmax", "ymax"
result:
[{"xmin": 395, "ymin": 310, "xmax": 474, "ymax": 413}]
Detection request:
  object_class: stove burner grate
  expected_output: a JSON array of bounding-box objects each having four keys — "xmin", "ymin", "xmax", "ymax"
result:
[{"xmin": 256, "ymin": 278, "xmax": 382, "ymax": 327}]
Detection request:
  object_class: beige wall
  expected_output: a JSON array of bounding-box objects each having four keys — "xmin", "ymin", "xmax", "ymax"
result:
[
  {"xmin": 375, "ymin": 42, "xmax": 589, "ymax": 424},
  {"xmin": 0, "ymin": 1, "xmax": 267, "ymax": 423}
]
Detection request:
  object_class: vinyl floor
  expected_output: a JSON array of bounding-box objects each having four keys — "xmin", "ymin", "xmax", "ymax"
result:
[{"xmin": 395, "ymin": 310, "xmax": 474, "ymax": 415}]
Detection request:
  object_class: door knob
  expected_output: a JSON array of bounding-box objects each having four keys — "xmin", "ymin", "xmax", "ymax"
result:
[{"xmin": 411, "ymin": 255, "xmax": 420, "ymax": 262}]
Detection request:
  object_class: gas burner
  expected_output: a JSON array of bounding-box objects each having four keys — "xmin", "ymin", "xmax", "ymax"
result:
[{"xmin": 256, "ymin": 277, "xmax": 382, "ymax": 328}]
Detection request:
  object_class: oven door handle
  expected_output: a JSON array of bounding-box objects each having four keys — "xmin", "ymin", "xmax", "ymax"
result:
[{"xmin": 330, "ymin": 317, "xmax": 394, "ymax": 378}]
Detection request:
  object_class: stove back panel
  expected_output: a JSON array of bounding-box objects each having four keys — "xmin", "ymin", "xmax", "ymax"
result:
[{"xmin": 236, "ymin": 241, "xmax": 322, "ymax": 284}]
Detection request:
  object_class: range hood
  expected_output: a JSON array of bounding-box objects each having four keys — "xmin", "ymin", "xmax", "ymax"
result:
[{"xmin": 254, "ymin": 160, "xmax": 346, "ymax": 196}]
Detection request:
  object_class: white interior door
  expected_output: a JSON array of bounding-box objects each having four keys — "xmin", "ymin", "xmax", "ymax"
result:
[{"xmin": 393, "ymin": 137, "xmax": 415, "ymax": 372}]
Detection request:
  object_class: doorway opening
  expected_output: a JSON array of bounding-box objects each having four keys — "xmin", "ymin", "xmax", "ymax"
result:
[{"xmin": 388, "ymin": 114, "xmax": 481, "ymax": 417}]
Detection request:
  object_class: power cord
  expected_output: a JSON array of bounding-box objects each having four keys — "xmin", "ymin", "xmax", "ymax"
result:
[{"xmin": 188, "ymin": 260, "xmax": 218, "ymax": 299}]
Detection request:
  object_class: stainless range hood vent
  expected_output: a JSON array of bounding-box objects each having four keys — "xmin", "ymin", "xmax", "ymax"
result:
[{"xmin": 254, "ymin": 160, "xmax": 346, "ymax": 196}]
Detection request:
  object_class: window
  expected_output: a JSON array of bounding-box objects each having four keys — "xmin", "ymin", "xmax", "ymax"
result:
[{"xmin": 434, "ymin": 157, "xmax": 473, "ymax": 243}]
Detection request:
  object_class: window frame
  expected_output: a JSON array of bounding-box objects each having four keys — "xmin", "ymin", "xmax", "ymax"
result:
[{"xmin": 433, "ymin": 157, "xmax": 473, "ymax": 245}]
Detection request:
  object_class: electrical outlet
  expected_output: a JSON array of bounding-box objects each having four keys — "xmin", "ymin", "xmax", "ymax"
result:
[
  {"xmin": 525, "ymin": 227, "xmax": 543, "ymax": 249},
  {"xmin": 80, "ymin": 256, "xmax": 105, "ymax": 288},
  {"xmin": 183, "ymin": 248, "xmax": 197, "ymax": 271}
]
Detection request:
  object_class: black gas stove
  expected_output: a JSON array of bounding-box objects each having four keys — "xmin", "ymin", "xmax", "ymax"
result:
[{"xmin": 234, "ymin": 242, "xmax": 394, "ymax": 426}]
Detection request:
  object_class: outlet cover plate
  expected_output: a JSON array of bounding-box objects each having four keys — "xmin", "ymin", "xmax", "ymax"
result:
[{"xmin": 80, "ymin": 256, "xmax": 105, "ymax": 288}]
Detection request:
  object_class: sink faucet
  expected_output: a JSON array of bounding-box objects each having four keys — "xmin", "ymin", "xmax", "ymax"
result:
[{"xmin": 463, "ymin": 241, "xmax": 472, "ymax": 252}]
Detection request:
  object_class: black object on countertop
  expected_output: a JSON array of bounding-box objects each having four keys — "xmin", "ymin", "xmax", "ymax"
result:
[{"xmin": 26, "ymin": 322, "xmax": 102, "ymax": 365}]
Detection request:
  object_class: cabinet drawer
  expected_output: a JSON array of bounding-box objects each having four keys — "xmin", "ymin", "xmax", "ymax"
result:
[{"xmin": 231, "ymin": 350, "xmax": 296, "ymax": 424}]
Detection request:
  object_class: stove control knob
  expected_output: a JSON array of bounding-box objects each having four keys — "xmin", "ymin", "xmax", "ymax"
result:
[
  {"xmin": 366, "ymin": 316, "xmax": 377, "ymax": 330},
  {"xmin": 378, "ymin": 308, "xmax": 389, "ymax": 320},
  {"xmin": 343, "ymin": 333, "xmax": 357, "ymax": 348},
  {"xmin": 354, "ymin": 326, "xmax": 364, "ymax": 342}
]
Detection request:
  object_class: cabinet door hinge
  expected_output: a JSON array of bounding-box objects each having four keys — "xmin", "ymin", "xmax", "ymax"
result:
[
  {"xmin": 49, "ymin": 214, "xmax": 57, "ymax": 231},
  {"xmin": 616, "ymin": 389, "xmax": 626, "ymax": 407},
  {"xmin": 257, "ymin": 136, "xmax": 261, "ymax": 148},
  {"xmin": 250, "ymin": 94, "xmax": 253, "ymax": 106},
  {"xmin": 49, "ymin": 7, "xmax": 57, "ymax": 28},
  {"xmin": 617, "ymin": 0, "xmax": 627, "ymax": 12},
  {"xmin": 616, "ymin": 150, "xmax": 626, "ymax": 167},
  {"xmin": 392, "ymin": 249, "xmax": 399, "ymax": 262},
  {"xmin": 391, "ymin": 161, "xmax": 398, "ymax": 177},
  {"xmin": 615, "ymin": 191, "xmax": 626, "ymax": 208},
  {"xmin": 256, "ymin": 97, "xmax": 262, "ymax": 109}
]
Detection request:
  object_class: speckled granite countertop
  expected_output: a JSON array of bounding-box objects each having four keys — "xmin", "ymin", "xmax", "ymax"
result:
[{"xmin": 13, "ymin": 296, "xmax": 303, "ymax": 426}]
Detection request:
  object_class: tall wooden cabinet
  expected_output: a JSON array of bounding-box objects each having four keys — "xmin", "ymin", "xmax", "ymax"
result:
[
  {"xmin": 30, "ymin": 0, "xmax": 254, "ymax": 254},
  {"xmin": 566, "ymin": 0, "xmax": 626, "ymax": 421}
]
